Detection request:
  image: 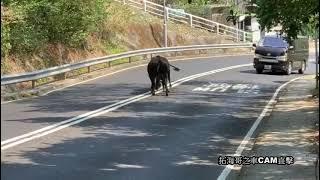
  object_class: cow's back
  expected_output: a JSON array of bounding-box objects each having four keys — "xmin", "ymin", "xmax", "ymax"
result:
[
  {"xmin": 157, "ymin": 56, "xmax": 170, "ymax": 74},
  {"xmin": 147, "ymin": 56, "xmax": 160, "ymax": 77},
  {"xmin": 148, "ymin": 55, "xmax": 170, "ymax": 75}
]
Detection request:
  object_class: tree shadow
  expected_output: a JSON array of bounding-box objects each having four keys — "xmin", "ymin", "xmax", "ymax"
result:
[
  {"xmin": 3, "ymin": 83, "xmax": 150, "ymax": 114},
  {"xmin": 238, "ymin": 97, "xmax": 319, "ymax": 180},
  {"xmin": 2, "ymin": 80, "xmax": 277, "ymax": 180},
  {"xmin": 240, "ymin": 69, "xmax": 303, "ymax": 76}
]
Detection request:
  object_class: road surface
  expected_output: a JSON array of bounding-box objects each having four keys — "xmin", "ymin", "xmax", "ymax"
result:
[{"xmin": 1, "ymin": 54, "xmax": 316, "ymax": 180}]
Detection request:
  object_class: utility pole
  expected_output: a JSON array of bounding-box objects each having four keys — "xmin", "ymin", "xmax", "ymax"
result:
[{"xmin": 163, "ymin": 0, "xmax": 168, "ymax": 47}]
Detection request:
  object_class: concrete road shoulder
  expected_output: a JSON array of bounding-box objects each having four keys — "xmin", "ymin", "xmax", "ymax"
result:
[{"xmin": 237, "ymin": 76, "xmax": 319, "ymax": 180}]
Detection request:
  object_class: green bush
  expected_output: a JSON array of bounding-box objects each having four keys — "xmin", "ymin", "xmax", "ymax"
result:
[
  {"xmin": 175, "ymin": 3, "xmax": 211, "ymax": 18},
  {"xmin": 2, "ymin": 0, "xmax": 108, "ymax": 55},
  {"xmin": 9, "ymin": 19, "xmax": 48, "ymax": 54},
  {"xmin": 1, "ymin": 24, "xmax": 12, "ymax": 58}
]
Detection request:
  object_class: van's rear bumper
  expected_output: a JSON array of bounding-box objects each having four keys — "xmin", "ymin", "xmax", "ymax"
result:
[{"xmin": 253, "ymin": 58, "xmax": 288, "ymax": 71}]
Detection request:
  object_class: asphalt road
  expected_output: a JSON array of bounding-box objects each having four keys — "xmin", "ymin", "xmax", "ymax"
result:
[{"xmin": 1, "ymin": 54, "xmax": 316, "ymax": 180}]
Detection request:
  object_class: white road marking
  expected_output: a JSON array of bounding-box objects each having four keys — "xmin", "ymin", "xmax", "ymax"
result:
[
  {"xmin": 217, "ymin": 76, "xmax": 303, "ymax": 180},
  {"xmin": 248, "ymin": 85, "xmax": 260, "ymax": 94},
  {"xmin": 1, "ymin": 63, "xmax": 251, "ymax": 151},
  {"xmin": 232, "ymin": 84, "xmax": 251, "ymax": 93},
  {"xmin": 1, "ymin": 92, "xmax": 150, "ymax": 146},
  {"xmin": 192, "ymin": 83, "xmax": 261, "ymax": 94},
  {"xmin": 1, "ymin": 53, "xmax": 252, "ymax": 105},
  {"xmin": 209, "ymin": 83, "xmax": 232, "ymax": 92},
  {"xmin": 192, "ymin": 83, "xmax": 217, "ymax": 91}
]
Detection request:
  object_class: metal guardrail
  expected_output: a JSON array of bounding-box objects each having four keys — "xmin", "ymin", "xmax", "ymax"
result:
[
  {"xmin": 118, "ymin": 0, "xmax": 253, "ymax": 42},
  {"xmin": 1, "ymin": 43, "xmax": 252, "ymax": 88}
]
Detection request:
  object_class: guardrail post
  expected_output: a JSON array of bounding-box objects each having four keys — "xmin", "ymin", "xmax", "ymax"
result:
[
  {"xmin": 236, "ymin": 28, "xmax": 239, "ymax": 42},
  {"xmin": 32, "ymin": 80, "xmax": 36, "ymax": 89},
  {"xmin": 217, "ymin": 24, "xmax": 219, "ymax": 34},
  {"xmin": 87, "ymin": 66, "xmax": 91, "ymax": 73},
  {"xmin": 143, "ymin": 0, "xmax": 146, "ymax": 11},
  {"xmin": 165, "ymin": 7, "xmax": 169, "ymax": 22},
  {"xmin": 243, "ymin": 32, "xmax": 246, "ymax": 42},
  {"xmin": 189, "ymin": 14, "xmax": 193, "ymax": 27},
  {"xmin": 61, "ymin": 73, "xmax": 67, "ymax": 80},
  {"xmin": 129, "ymin": 57, "xmax": 132, "ymax": 63},
  {"xmin": 108, "ymin": 61, "xmax": 111, "ymax": 67}
]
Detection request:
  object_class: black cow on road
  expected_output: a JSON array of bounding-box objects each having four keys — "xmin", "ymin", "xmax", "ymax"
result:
[{"xmin": 147, "ymin": 55, "xmax": 180, "ymax": 96}]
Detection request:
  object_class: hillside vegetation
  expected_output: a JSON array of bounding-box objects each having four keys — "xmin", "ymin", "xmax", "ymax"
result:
[{"xmin": 1, "ymin": 0, "xmax": 233, "ymax": 75}]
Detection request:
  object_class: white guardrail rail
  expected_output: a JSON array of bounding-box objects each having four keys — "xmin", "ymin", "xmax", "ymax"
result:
[
  {"xmin": 1, "ymin": 43, "xmax": 252, "ymax": 88},
  {"xmin": 117, "ymin": 0, "xmax": 252, "ymax": 42}
]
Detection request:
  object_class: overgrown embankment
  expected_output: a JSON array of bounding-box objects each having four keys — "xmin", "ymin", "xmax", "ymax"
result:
[{"xmin": 1, "ymin": 1, "xmax": 233, "ymax": 75}]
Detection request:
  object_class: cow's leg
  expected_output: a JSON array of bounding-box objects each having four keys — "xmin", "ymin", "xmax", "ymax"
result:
[
  {"xmin": 155, "ymin": 76, "xmax": 161, "ymax": 90},
  {"xmin": 150, "ymin": 76, "xmax": 156, "ymax": 95},
  {"xmin": 165, "ymin": 81, "xmax": 169, "ymax": 96},
  {"xmin": 162, "ymin": 78, "xmax": 166, "ymax": 92},
  {"xmin": 158, "ymin": 74, "xmax": 165, "ymax": 92},
  {"xmin": 161, "ymin": 76, "xmax": 169, "ymax": 96}
]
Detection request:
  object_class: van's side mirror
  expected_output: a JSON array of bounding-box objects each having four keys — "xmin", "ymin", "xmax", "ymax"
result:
[
  {"xmin": 253, "ymin": 43, "xmax": 256, "ymax": 47},
  {"xmin": 289, "ymin": 46, "xmax": 294, "ymax": 50}
]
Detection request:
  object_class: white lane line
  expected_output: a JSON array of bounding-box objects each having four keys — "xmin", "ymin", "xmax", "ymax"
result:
[
  {"xmin": 1, "ymin": 93, "xmax": 149, "ymax": 146},
  {"xmin": 1, "ymin": 65, "xmax": 240, "ymax": 146},
  {"xmin": 1, "ymin": 63, "xmax": 251, "ymax": 151},
  {"xmin": 1, "ymin": 53, "xmax": 252, "ymax": 105},
  {"xmin": 2, "ymin": 64, "xmax": 247, "ymax": 149},
  {"xmin": 217, "ymin": 76, "xmax": 303, "ymax": 180}
]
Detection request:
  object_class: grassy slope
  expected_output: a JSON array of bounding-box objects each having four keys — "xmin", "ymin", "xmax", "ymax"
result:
[{"xmin": 2, "ymin": 1, "xmax": 232, "ymax": 75}]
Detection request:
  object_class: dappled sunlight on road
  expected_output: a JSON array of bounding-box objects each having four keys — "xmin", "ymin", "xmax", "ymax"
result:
[
  {"xmin": 256, "ymin": 130, "xmax": 315, "ymax": 147},
  {"xmin": 275, "ymin": 99, "xmax": 318, "ymax": 112},
  {"xmin": 113, "ymin": 163, "xmax": 150, "ymax": 169},
  {"xmin": 173, "ymin": 155, "xmax": 217, "ymax": 166}
]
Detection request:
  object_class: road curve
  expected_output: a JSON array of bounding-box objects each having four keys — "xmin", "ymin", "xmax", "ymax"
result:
[{"xmin": 1, "ymin": 54, "xmax": 315, "ymax": 180}]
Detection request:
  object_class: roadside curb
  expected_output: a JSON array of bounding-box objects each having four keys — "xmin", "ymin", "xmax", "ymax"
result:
[
  {"xmin": 234, "ymin": 77, "xmax": 319, "ymax": 180},
  {"xmin": 221, "ymin": 77, "xmax": 304, "ymax": 180},
  {"xmin": 225, "ymin": 90, "xmax": 282, "ymax": 180}
]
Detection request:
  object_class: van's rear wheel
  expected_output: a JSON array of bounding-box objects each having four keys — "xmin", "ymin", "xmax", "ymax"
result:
[{"xmin": 298, "ymin": 61, "xmax": 306, "ymax": 74}]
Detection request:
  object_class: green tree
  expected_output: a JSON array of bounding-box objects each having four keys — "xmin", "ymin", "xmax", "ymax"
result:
[
  {"xmin": 255, "ymin": 0, "xmax": 319, "ymax": 40},
  {"xmin": 2, "ymin": 0, "xmax": 107, "ymax": 55}
]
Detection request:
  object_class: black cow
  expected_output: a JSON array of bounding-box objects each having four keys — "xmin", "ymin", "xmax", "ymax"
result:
[{"xmin": 147, "ymin": 55, "xmax": 180, "ymax": 96}]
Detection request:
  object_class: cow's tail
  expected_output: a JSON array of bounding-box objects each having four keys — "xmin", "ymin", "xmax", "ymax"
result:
[{"xmin": 169, "ymin": 64, "xmax": 180, "ymax": 71}]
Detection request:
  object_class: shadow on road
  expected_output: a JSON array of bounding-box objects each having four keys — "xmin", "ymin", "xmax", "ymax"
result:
[
  {"xmin": 239, "ymin": 69, "xmax": 302, "ymax": 76},
  {"xmin": 239, "ymin": 95, "xmax": 319, "ymax": 180},
  {"xmin": 2, "ymin": 80, "xmax": 277, "ymax": 180},
  {"xmin": 11, "ymin": 83, "xmax": 150, "ymax": 115}
]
